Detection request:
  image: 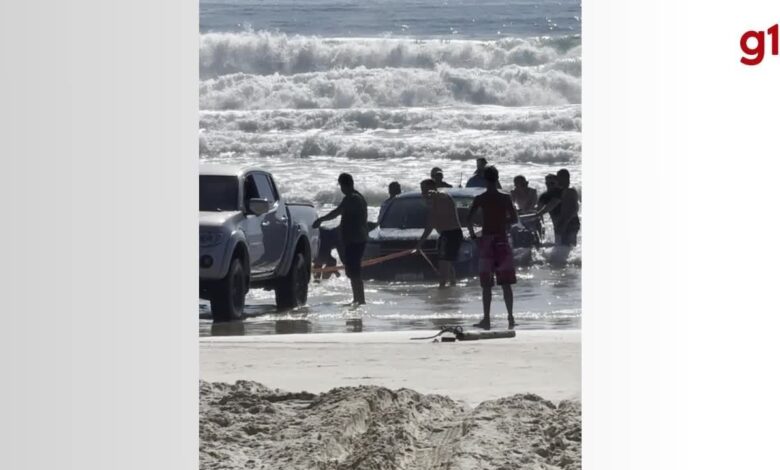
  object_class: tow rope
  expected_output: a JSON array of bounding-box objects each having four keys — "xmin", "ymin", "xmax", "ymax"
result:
[{"xmin": 312, "ymin": 248, "xmax": 415, "ymax": 274}]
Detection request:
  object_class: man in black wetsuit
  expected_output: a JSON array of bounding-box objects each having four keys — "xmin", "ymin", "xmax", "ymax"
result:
[{"xmin": 313, "ymin": 173, "xmax": 369, "ymax": 305}]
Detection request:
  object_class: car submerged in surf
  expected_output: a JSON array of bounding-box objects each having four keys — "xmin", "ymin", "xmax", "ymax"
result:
[{"xmin": 362, "ymin": 188, "xmax": 539, "ymax": 281}]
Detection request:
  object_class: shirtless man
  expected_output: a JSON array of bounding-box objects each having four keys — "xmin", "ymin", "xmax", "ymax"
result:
[
  {"xmin": 511, "ymin": 175, "xmax": 542, "ymax": 242},
  {"xmin": 536, "ymin": 173, "xmax": 561, "ymax": 239},
  {"xmin": 553, "ymin": 169, "xmax": 580, "ymax": 247},
  {"xmin": 536, "ymin": 169, "xmax": 579, "ymax": 247},
  {"xmin": 467, "ymin": 166, "xmax": 518, "ymax": 329},
  {"xmin": 511, "ymin": 175, "xmax": 538, "ymax": 213},
  {"xmin": 416, "ymin": 179, "xmax": 462, "ymax": 287}
]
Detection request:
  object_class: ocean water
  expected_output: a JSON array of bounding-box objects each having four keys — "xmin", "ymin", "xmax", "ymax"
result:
[{"xmin": 199, "ymin": 0, "xmax": 581, "ymax": 336}]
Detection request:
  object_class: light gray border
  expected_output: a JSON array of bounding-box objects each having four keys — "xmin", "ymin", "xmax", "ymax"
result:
[{"xmin": 0, "ymin": 1, "xmax": 198, "ymax": 468}]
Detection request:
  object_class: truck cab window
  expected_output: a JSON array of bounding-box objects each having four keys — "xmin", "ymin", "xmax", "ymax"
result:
[
  {"xmin": 244, "ymin": 175, "xmax": 260, "ymax": 206},
  {"xmin": 252, "ymin": 174, "xmax": 277, "ymax": 202}
]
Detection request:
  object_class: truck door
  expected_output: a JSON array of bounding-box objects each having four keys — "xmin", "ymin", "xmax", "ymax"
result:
[
  {"xmin": 242, "ymin": 174, "xmax": 265, "ymax": 273},
  {"xmin": 252, "ymin": 173, "xmax": 290, "ymax": 272}
]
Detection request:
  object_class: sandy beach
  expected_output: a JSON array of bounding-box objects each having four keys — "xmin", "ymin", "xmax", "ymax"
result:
[
  {"xmin": 200, "ymin": 330, "xmax": 581, "ymax": 469},
  {"xmin": 201, "ymin": 330, "xmax": 580, "ymax": 405}
]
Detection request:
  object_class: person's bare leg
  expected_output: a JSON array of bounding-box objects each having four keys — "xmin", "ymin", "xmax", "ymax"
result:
[
  {"xmin": 501, "ymin": 284, "xmax": 515, "ymax": 328},
  {"xmin": 474, "ymin": 285, "xmax": 492, "ymax": 329},
  {"xmin": 448, "ymin": 263, "xmax": 457, "ymax": 286},
  {"xmin": 438, "ymin": 260, "xmax": 449, "ymax": 288},
  {"xmin": 351, "ymin": 278, "xmax": 366, "ymax": 305}
]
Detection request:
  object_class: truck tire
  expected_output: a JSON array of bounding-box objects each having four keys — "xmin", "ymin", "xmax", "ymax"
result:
[
  {"xmin": 275, "ymin": 250, "xmax": 310, "ymax": 310},
  {"xmin": 210, "ymin": 257, "xmax": 246, "ymax": 322}
]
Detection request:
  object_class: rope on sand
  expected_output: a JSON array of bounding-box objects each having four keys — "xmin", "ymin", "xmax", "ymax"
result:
[
  {"xmin": 411, "ymin": 326, "xmax": 464, "ymax": 341},
  {"xmin": 312, "ymin": 249, "xmax": 415, "ymax": 274},
  {"xmin": 411, "ymin": 325, "xmax": 517, "ymax": 341}
]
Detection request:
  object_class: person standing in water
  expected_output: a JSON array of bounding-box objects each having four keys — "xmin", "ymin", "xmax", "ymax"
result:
[
  {"xmin": 511, "ymin": 175, "xmax": 538, "ymax": 213},
  {"xmin": 553, "ymin": 169, "xmax": 580, "ymax": 247},
  {"xmin": 466, "ymin": 166, "xmax": 518, "ymax": 329},
  {"xmin": 416, "ymin": 179, "xmax": 463, "ymax": 288},
  {"xmin": 511, "ymin": 174, "xmax": 541, "ymax": 240},
  {"xmin": 378, "ymin": 181, "xmax": 401, "ymax": 223},
  {"xmin": 313, "ymin": 173, "xmax": 368, "ymax": 305},
  {"xmin": 535, "ymin": 173, "xmax": 561, "ymax": 239},
  {"xmin": 466, "ymin": 157, "xmax": 502, "ymax": 189},
  {"xmin": 536, "ymin": 169, "xmax": 579, "ymax": 247},
  {"xmin": 430, "ymin": 167, "xmax": 453, "ymax": 188}
]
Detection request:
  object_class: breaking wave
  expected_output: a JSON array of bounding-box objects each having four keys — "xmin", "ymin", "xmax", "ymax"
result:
[
  {"xmin": 200, "ymin": 31, "xmax": 581, "ymax": 77},
  {"xmin": 199, "ymin": 129, "xmax": 580, "ymax": 164},
  {"xmin": 200, "ymin": 65, "xmax": 580, "ymax": 110},
  {"xmin": 200, "ymin": 106, "xmax": 581, "ymax": 133}
]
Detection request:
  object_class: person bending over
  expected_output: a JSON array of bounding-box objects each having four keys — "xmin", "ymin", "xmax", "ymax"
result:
[
  {"xmin": 312, "ymin": 227, "xmax": 342, "ymax": 282},
  {"xmin": 416, "ymin": 179, "xmax": 463, "ymax": 288},
  {"xmin": 313, "ymin": 173, "xmax": 368, "ymax": 305},
  {"xmin": 467, "ymin": 166, "xmax": 518, "ymax": 329}
]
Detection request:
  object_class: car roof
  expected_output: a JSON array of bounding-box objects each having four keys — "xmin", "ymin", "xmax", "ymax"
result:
[
  {"xmin": 395, "ymin": 187, "xmax": 486, "ymax": 199},
  {"xmin": 199, "ymin": 164, "xmax": 269, "ymax": 177}
]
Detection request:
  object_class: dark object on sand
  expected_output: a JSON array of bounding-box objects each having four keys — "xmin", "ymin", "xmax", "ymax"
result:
[{"xmin": 411, "ymin": 325, "xmax": 516, "ymax": 342}]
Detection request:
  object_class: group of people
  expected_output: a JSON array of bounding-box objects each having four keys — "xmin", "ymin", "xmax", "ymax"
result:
[{"xmin": 311, "ymin": 158, "xmax": 580, "ymax": 330}]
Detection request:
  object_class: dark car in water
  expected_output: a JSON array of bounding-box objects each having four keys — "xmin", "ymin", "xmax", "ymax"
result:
[{"xmin": 362, "ymin": 188, "xmax": 537, "ymax": 281}]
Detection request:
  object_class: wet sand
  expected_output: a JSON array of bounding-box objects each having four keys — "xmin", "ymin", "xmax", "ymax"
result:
[{"xmin": 200, "ymin": 330, "xmax": 580, "ymax": 405}]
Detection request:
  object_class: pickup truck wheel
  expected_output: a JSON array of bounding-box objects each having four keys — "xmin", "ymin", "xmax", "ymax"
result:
[
  {"xmin": 210, "ymin": 258, "xmax": 246, "ymax": 322},
  {"xmin": 275, "ymin": 251, "xmax": 309, "ymax": 310}
]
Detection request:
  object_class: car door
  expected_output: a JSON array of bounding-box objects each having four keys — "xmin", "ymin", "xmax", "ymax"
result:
[
  {"xmin": 241, "ymin": 174, "xmax": 265, "ymax": 273},
  {"xmin": 252, "ymin": 173, "xmax": 290, "ymax": 273}
]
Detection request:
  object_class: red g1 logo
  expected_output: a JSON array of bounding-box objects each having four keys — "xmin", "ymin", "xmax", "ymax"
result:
[{"xmin": 741, "ymin": 24, "xmax": 778, "ymax": 66}]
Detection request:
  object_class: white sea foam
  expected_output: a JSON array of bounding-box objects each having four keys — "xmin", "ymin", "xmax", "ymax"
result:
[
  {"xmin": 199, "ymin": 105, "xmax": 581, "ymax": 133},
  {"xmin": 199, "ymin": 128, "xmax": 580, "ymax": 164},
  {"xmin": 200, "ymin": 31, "xmax": 581, "ymax": 77},
  {"xmin": 200, "ymin": 65, "xmax": 580, "ymax": 110}
]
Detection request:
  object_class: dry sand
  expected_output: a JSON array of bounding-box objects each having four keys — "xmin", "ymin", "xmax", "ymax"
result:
[
  {"xmin": 200, "ymin": 330, "xmax": 580, "ymax": 469},
  {"xmin": 200, "ymin": 381, "xmax": 580, "ymax": 470}
]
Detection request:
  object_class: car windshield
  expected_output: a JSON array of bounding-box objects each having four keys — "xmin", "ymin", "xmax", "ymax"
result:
[
  {"xmin": 380, "ymin": 196, "xmax": 482, "ymax": 229},
  {"xmin": 200, "ymin": 175, "xmax": 239, "ymax": 212}
]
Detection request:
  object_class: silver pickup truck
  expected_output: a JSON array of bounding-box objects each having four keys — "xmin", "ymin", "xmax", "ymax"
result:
[{"xmin": 199, "ymin": 165, "xmax": 319, "ymax": 321}]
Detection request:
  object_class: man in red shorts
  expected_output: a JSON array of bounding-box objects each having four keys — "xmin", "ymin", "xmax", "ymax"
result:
[{"xmin": 466, "ymin": 166, "xmax": 518, "ymax": 329}]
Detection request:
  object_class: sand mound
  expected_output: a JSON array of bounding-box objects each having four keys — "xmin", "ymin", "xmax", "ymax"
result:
[{"xmin": 200, "ymin": 380, "xmax": 580, "ymax": 470}]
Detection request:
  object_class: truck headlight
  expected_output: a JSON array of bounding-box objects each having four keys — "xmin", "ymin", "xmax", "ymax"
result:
[{"xmin": 200, "ymin": 231, "xmax": 226, "ymax": 247}]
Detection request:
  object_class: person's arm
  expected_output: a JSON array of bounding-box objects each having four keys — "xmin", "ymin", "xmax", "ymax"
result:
[
  {"xmin": 416, "ymin": 218, "xmax": 434, "ymax": 251},
  {"xmin": 507, "ymin": 196, "xmax": 518, "ymax": 226},
  {"xmin": 466, "ymin": 197, "xmax": 481, "ymax": 239},
  {"xmin": 535, "ymin": 196, "xmax": 560, "ymax": 218},
  {"xmin": 313, "ymin": 201, "xmax": 343, "ymax": 228}
]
